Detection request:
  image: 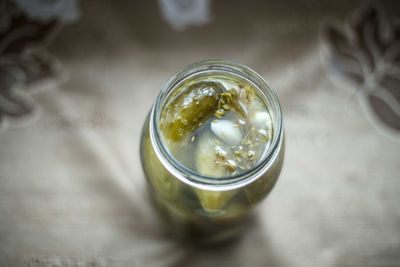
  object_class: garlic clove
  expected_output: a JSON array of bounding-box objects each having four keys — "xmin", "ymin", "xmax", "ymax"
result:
[
  {"xmin": 250, "ymin": 111, "xmax": 272, "ymax": 130},
  {"xmin": 211, "ymin": 120, "xmax": 242, "ymax": 145},
  {"xmin": 219, "ymin": 80, "xmax": 239, "ymax": 93}
]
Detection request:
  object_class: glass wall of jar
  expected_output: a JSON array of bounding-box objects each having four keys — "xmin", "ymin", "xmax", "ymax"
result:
[{"xmin": 140, "ymin": 60, "xmax": 284, "ymax": 243}]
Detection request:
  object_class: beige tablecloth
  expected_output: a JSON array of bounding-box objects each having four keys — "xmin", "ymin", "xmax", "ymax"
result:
[{"xmin": 1, "ymin": 0, "xmax": 399, "ymax": 266}]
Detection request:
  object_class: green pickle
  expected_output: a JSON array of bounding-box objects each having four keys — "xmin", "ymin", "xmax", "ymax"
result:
[
  {"xmin": 140, "ymin": 61, "xmax": 284, "ymax": 242},
  {"xmin": 160, "ymin": 81, "xmax": 223, "ymax": 142}
]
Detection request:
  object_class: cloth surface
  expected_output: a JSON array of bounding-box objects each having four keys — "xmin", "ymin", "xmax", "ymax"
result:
[{"xmin": 1, "ymin": 0, "xmax": 400, "ymax": 266}]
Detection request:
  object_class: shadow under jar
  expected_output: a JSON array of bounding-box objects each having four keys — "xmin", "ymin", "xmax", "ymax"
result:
[{"xmin": 140, "ymin": 60, "xmax": 284, "ymax": 243}]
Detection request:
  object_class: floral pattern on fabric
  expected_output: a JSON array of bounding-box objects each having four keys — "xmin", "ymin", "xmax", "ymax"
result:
[
  {"xmin": 323, "ymin": 4, "xmax": 400, "ymax": 136},
  {"xmin": 0, "ymin": 0, "xmax": 76, "ymax": 132}
]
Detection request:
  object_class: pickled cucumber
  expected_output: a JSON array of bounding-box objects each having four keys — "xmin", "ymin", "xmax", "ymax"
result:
[
  {"xmin": 194, "ymin": 189, "xmax": 238, "ymax": 213},
  {"xmin": 194, "ymin": 132, "xmax": 238, "ymax": 212},
  {"xmin": 160, "ymin": 81, "xmax": 224, "ymax": 142},
  {"xmin": 141, "ymin": 123, "xmax": 182, "ymax": 202},
  {"xmin": 195, "ymin": 132, "xmax": 227, "ymax": 177}
]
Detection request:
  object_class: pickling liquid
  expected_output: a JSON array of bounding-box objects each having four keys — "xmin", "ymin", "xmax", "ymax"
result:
[{"xmin": 159, "ymin": 76, "xmax": 273, "ymax": 178}]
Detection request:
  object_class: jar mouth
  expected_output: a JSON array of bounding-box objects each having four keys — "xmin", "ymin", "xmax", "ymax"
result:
[{"xmin": 150, "ymin": 59, "xmax": 283, "ymax": 191}]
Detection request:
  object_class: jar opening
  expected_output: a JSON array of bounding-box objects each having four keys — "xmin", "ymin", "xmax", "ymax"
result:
[{"xmin": 150, "ymin": 60, "xmax": 283, "ymax": 190}]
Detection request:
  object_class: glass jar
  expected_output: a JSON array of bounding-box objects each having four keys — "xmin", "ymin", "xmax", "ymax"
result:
[{"xmin": 140, "ymin": 60, "xmax": 284, "ymax": 243}]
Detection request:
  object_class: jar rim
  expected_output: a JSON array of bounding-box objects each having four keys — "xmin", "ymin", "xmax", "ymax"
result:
[{"xmin": 149, "ymin": 59, "xmax": 283, "ymax": 191}]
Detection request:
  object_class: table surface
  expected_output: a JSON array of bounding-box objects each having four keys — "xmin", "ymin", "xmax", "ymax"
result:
[{"xmin": 1, "ymin": 0, "xmax": 400, "ymax": 266}]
